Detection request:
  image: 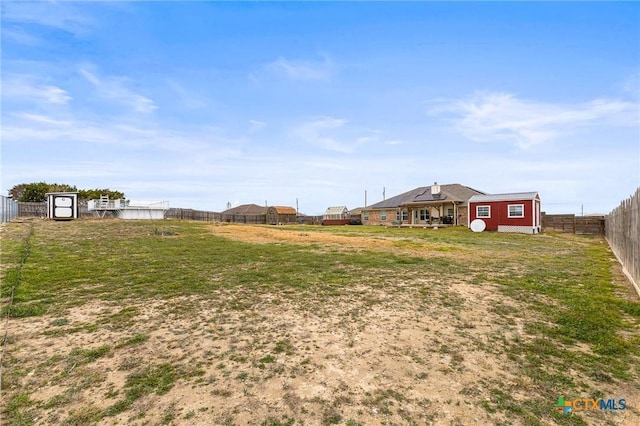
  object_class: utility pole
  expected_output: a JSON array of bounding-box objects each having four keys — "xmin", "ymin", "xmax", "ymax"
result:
[
  {"xmin": 383, "ymin": 187, "xmax": 386, "ymax": 201},
  {"xmin": 364, "ymin": 190, "xmax": 367, "ymax": 207},
  {"xmin": 581, "ymin": 204, "xmax": 584, "ymax": 216},
  {"xmin": 296, "ymin": 198, "xmax": 299, "ymax": 215}
]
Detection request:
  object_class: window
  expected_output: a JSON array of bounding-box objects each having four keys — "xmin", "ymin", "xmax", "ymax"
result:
[
  {"xmin": 363, "ymin": 211, "xmax": 369, "ymax": 221},
  {"xmin": 447, "ymin": 208, "xmax": 454, "ymax": 216},
  {"xmin": 396, "ymin": 210, "xmax": 408, "ymax": 221},
  {"xmin": 508, "ymin": 204, "xmax": 524, "ymax": 218},
  {"xmin": 380, "ymin": 210, "xmax": 387, "ymax": 221},
  {"xmin": 419, "ymin": 209, "xmax": 430, "ymax": 221},
  {"xmin": 476, "ymin": 206, "xmax": 490, "ymax": 218}
]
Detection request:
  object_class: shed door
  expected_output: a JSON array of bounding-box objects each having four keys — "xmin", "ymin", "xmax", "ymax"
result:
[{"xmin": 54, "ymin": 196, "xmax": 73, "ymax": 218}]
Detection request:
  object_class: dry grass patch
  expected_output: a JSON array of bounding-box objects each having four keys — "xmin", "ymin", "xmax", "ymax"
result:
[{"xmin": 1, "ymin": 220, "xmax": 639, "ymax": 425}]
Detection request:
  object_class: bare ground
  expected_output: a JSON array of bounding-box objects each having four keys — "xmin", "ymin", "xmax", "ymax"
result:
[{"xmin": 1, "ymin": 223, "xmax": 639, "ymax": 425}]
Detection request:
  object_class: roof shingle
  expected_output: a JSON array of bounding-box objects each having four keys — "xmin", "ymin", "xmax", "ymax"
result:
[
  {"xmin": 364, "ymin": 184, "xmax": 485, "ymax": 209},
  {"xmin": 222, "ymin": 204, "xmax": 266, "ymax": 215}
]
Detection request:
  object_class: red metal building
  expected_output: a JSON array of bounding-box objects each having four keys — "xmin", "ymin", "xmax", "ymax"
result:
[{"xmin": 468, "ymin": 192, "xmax": 541, "ymax": 234}]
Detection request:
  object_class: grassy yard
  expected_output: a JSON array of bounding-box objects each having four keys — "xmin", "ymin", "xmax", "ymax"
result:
[{"xmin": 1, "ymin": 219, "xmax": 639, "ymax": 425}]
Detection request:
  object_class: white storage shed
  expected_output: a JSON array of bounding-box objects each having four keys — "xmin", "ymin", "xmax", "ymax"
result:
[{"xmin": 46, "ymin": 192, "xmax": 79, "ymax": 220}]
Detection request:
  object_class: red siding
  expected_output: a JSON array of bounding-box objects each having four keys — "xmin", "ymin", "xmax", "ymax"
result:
[{"xmin": 469, "ymin": 199, "xmax": 535, "ymax": 231}]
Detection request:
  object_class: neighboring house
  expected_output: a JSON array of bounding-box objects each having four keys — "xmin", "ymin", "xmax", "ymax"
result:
[
  {"xmin": 468, "ymin": 192, "xmax": 541, "ymax": 234},
  {"xmin": 221, "ymin": 204, "xmax": 298, "ymax": 225},
  {"xmin": 222, "ymin": 204, "xmax": 265, "ymax": 215},
  {"xmin": 221, "ymin": 203, "xmax": 266, "ymax": 224},
  {"xmin": 266, "ymin": 206, "xmax": 297, "ymax": 224},
  {"xmin": 323, "ymin": 206, "xmax": 351, "ymax": 225},
  {"xmin": 362, "ymin": 183, "xmax": 485, "ymax": 226}
]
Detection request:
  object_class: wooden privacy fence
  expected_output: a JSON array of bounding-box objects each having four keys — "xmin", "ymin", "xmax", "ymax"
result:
[
  {"xmin": 605, "ymin": 187, "xmax": 640, "ymax": 296},
  {"xmin": 154, "ymin": 209, "xmax": 323, "ymax": 224},
  {"xmin": 15, "ymin": 203, "xmax": 323, "ymax": 225},
  {"xmin": 165, "ymin": 208, "xmax": 221, "ymax": 221},
  {"xmin": 541, "ymin": 213, "xmax": 605, "ymax": 235},
  {"xmin": 18, "ymin": 202, "xmax": 47, "ymax": 218},
  {"xmin": 18, "ymin": 202, "xmax": 93, "ymax": 218},
  {"xmin": 165, "ymin": 209, "xmax": 266, "ymax": 223}
]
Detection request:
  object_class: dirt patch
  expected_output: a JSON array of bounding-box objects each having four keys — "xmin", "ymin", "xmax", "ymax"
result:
[
  {"xmin": 209, "ymin": 224, "xmax": 462, "ymax": 260},
  {"xmin": 5, "ymin": 286, "xmax": 518, "ymax": 425},
  {"xmin": 2, "ymin": 223, "xmax": 638, "ymax": 425},
  {"xmin": 210, "ymin": 224, "xmax": 404, "ymax": 248}
]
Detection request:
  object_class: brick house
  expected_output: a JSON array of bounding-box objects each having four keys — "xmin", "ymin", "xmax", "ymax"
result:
[{"xmin": 361, "ymin": 183, "xmax": 485, "ymax": 227}]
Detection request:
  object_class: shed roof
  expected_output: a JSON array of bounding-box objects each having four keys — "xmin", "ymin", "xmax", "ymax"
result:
[
  {"xmin": 271, "ymin": 206, "xmax": 297, "ymax": 215},
  {"xmin": 222, "ymin": 204, "xmax": 266, "ymax": 215},
  {"xmin": 468, "ymin": 192, "xmax": 539, "ymax": 203}
]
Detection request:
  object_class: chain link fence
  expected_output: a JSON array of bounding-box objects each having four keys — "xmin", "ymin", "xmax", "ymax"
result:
[{"xmin": 0, "ymin": 195, "xmax": 19, "ymax": 223}]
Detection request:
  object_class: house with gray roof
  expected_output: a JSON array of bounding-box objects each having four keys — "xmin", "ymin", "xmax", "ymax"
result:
[
  {"xmin": 361, "ymin": 183, "xmax": 485, "ymax": 226},
  {"xmin": 220, "ymin": 203, "xmax": 266, "ymax": 224},
  {"xmin": 222, "ymin": 204, "xmax": 266, "ymax": 216}
]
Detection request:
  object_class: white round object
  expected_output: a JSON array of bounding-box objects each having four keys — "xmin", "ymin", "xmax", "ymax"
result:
[{"xmin": 470, "ymin": 219, "xmax": 486, "ymax": 232}]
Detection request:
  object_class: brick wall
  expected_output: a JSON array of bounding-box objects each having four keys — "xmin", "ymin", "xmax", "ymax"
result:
[{"xmin": 363, "ymin": 209, "xmax": 391, "ymax": 226}]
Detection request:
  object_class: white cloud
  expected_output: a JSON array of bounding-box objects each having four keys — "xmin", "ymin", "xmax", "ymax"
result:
[
  {"xmin": 1, "ymin": 26, "xmax": 43, "ymax": 46},
  {"xmin": 166, "ymin": 79, "xmax": 207, "ymax": 110},
  {"xmin": 1, "ymin": 1, "xmax": 94, "ymax": 35},
  {"xmin": 428, "ymin": 92, "xmax": 639, "ymax": 149},
  {"xmin": 248, "ymin": 120, "xmax": 266, "ymax": 133},
  {"xmin": 621, "ymin": 69, "xmax": 640, "ymax": 99},
  {"xmin": 79, "ymin": 67, "xmax": 157, "ymax": 113},
  {"xmin": 79, "ymin": 68, "xmax": 100, "ymax": 85},
  {"xmin": 292, "ymin": 117, "xmax": 400, "ymax": 153},
  {"xmin": 264, "ymin": 55, "xmax": 335, "ymax": 81},
  {"xmin": 293, "ymin": 117, "xmax": 352, "ymax": 153},
  {"xmin": 2, "ymin": 75, "xmax": 72, "ymax": 104},
  {"xmin": 1, "ymin": 111, "xmax": 227, "ymax": 155},
  {"xmin": 16, "ymin": 113, "xmax": 72, "ymax": 127}
]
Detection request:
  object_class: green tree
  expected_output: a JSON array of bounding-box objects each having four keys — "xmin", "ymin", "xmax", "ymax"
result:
[
  {"xmin": 78, "ymin": 189, "xmax": 125, "ymax": 201},
  {"xmin": 8, "ymin": 183, "xmax": 26, "ymax": 200},
  {"xmin": 19, "ymin": 182, "xmax": 51, "ymax": 202},
  {"xmin": 8, "ymin": 182, "xmax": 124, "ymax": 202}
]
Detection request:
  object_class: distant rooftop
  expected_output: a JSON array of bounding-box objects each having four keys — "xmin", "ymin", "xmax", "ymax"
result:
[{"xmin": 222, "ymin": 204, "xmax": 265, "ymax": 215}]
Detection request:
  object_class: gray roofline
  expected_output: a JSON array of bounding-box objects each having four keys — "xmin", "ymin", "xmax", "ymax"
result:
[{"xmin": 468, "ymin": 192, "xmax": 539, "ymax": 203}]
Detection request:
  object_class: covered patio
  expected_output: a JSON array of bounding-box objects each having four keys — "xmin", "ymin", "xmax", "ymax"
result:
[{"xmin": 398, "ymin": 200, "xmax": 462, "ymax": 226}]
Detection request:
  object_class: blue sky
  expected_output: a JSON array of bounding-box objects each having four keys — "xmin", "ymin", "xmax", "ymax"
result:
[{"xmin": 2, "ymin": 2, "xmax": 638, "ymax": 215}]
